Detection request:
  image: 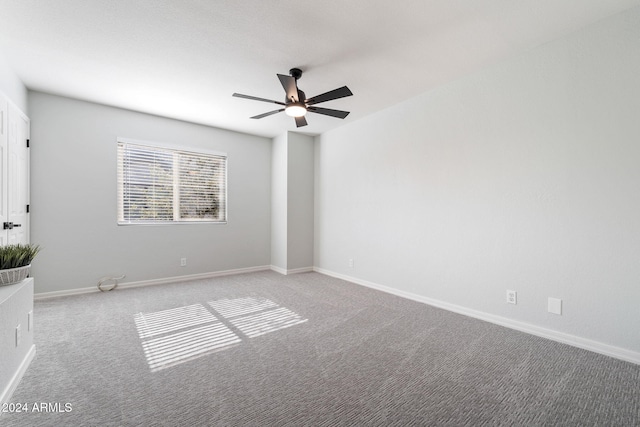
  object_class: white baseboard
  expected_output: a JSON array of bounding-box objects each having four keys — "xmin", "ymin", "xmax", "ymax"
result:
[
  {"xmin": 34, "ymin": 265, "xmax": 272, "ymax": 300},
  {"xmin": 270, "ymin": 265, "xmax": 314, "ymax": 275},
  {"xmin": 270, "ymin": 265, "xmax": 287, "ymax": 275},
  {"xmin": 313, "ymin": 267, "xmax": 640, "ymax": 366},
  {"xmin": 1, "ymin": 344, "xmax": 36, "ymax": 407}
]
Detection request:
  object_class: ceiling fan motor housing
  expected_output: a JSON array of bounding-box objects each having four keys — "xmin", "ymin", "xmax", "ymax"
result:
[{"xmin": 289, "ymin": 68, "xmax": 303, "ymax": 80}]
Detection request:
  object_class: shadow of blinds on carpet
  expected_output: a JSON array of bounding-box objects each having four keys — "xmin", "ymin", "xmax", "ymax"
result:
[{"xmin": 134, "ymin": 297, "xmax": 307, "ymax": 372}]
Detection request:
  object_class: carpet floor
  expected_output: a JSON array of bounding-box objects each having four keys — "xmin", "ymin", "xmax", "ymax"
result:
[{"xmin": 4, "ymin": 271, "xmax": 640, "ymax": 426}]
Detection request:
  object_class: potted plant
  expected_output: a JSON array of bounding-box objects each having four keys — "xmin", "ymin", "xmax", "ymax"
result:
[{"xmin": 0, "ymin": 243, "xmax": 40, "ymax": 286}]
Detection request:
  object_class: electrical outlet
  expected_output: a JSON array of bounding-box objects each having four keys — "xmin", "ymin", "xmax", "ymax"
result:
[
  {"xmin": 15, "ymin": 324, "xmax": 21, "ymax": 347},
  {"xmin": 180, "ymin": 258, "xmax": 187, "ymax": 267},
  {"xmin": 506, "ymin": 290, "xmax": 517, "ymax": 305},
  {"xmin": 348, "ymin": 258, "xmax": 354, "ymax": 268}
]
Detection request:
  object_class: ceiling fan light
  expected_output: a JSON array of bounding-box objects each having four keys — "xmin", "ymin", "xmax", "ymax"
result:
[{"xmin": 285, "ymin": 103, "xmax": 307, "ymax": 117}]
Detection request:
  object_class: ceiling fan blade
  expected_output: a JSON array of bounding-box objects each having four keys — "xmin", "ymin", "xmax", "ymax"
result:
[
  {"xmin": 277, "ymin": 74, "xmax": 299, "ymax": 102},
  {"xmin": 307, "ymin": 106, "xmax": 350, "ymax": 119},
  {"xmin": 233, "ymin": 93, "xmax": 286, "ymax": 106},
  {"xmin": 251, "ymin": 109, "xmax": 285, "ymax": 119},
  {"xmin": 295, "ymin": 116, "xmax": 308, "ymax": 127},
  {"xmin": 306, "ymin": 86, "xmax": 353, "ymax": 105}
]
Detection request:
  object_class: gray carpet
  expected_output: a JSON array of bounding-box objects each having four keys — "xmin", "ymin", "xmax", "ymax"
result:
[{"xmin": 4, "ymin": 271, "xmax": 640, "ymax": 426}]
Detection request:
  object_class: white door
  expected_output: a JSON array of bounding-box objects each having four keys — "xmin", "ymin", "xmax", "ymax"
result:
[
  {"xmin": 7, "ymin": 104, "xmax": 29, "ymax": 244},
  {"xmin": 0, "ymin": 98, "xmax": 8, "ymax": 246},
  {"xmin": 0, "ymin": 97, "xmax": 29, "ymax": 245}
]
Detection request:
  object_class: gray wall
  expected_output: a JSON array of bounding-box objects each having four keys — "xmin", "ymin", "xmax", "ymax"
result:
[
  {"xmin": 271, "ymin": 133, "xmax": 288, "ymax": 270},
  {"xmin": 314, "ymin": 9, "xmax": 640, "ymax": 355},
  {"xmin": 271, "ymin": 131, "xmax": 314, "ymax": 272},
  {"xmin": 286, "ymin": 132, "xmax": 314, "ymax": 271},
  {"xmin": 29, "ymin": 92, "xmax": 272, "ymax": 293}
]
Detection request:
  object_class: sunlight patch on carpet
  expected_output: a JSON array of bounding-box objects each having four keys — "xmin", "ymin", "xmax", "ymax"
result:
[
  {"xmin": 141, "ymin": 322, "xmax": 241, "ymax": 372},
  {"xmin": 135, "ymin": 298, "xmax": 307, "ymax": 372},
  {"xmin": 134, "ymin": 303, "xmax": 240, "ymax": 372},
  {"xmin": 208, "ymin": 296, "xmax": 279, "ymax": 317},
  {"xmin": 208, "ymin": 297, "xmax": 307, "ymax": 337},
  {"xmin": 134, "ymin": 303, "xmax": 218, "ymax": 338}
]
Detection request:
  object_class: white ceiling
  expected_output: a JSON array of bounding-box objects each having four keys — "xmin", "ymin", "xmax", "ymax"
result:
[{"xmin": 1, "ymin": 0, "xmax": 639, "ymax": 138}]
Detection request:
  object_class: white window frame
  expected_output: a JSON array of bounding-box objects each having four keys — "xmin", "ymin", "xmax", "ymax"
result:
[{"xmin": 117, "ymin": 138, "xmax": 227, "ymax": 225}]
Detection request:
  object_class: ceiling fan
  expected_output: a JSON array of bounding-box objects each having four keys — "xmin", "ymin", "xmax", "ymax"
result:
[{"xmin": 232, "ymin": 68, "xmax": 353, "ymax": 128}]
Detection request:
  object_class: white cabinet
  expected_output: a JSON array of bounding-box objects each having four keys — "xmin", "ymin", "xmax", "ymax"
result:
[{"xmin": 0, "ymin": 278, "xmax": 35, "ymax": 405}]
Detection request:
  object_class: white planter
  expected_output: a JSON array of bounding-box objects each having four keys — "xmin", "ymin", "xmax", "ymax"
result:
[{"xmin": 0, "ymin": 264, "xmax": 31, "ymax": 286}]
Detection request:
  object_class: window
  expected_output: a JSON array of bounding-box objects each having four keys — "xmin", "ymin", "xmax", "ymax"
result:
[{"xmin": 117, "ymin": 139, "xmax": 227, "ymax": 224}]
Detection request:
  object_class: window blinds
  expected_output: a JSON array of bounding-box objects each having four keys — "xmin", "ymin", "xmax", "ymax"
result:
[{"xmin": 117, "ymin": 141, "xmax": 227, "ymax": 224}]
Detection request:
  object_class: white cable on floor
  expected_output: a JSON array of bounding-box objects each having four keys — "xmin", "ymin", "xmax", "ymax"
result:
[{"xmin": 97, "ymin": 275, "xmax": 126, "ymax": 292}]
